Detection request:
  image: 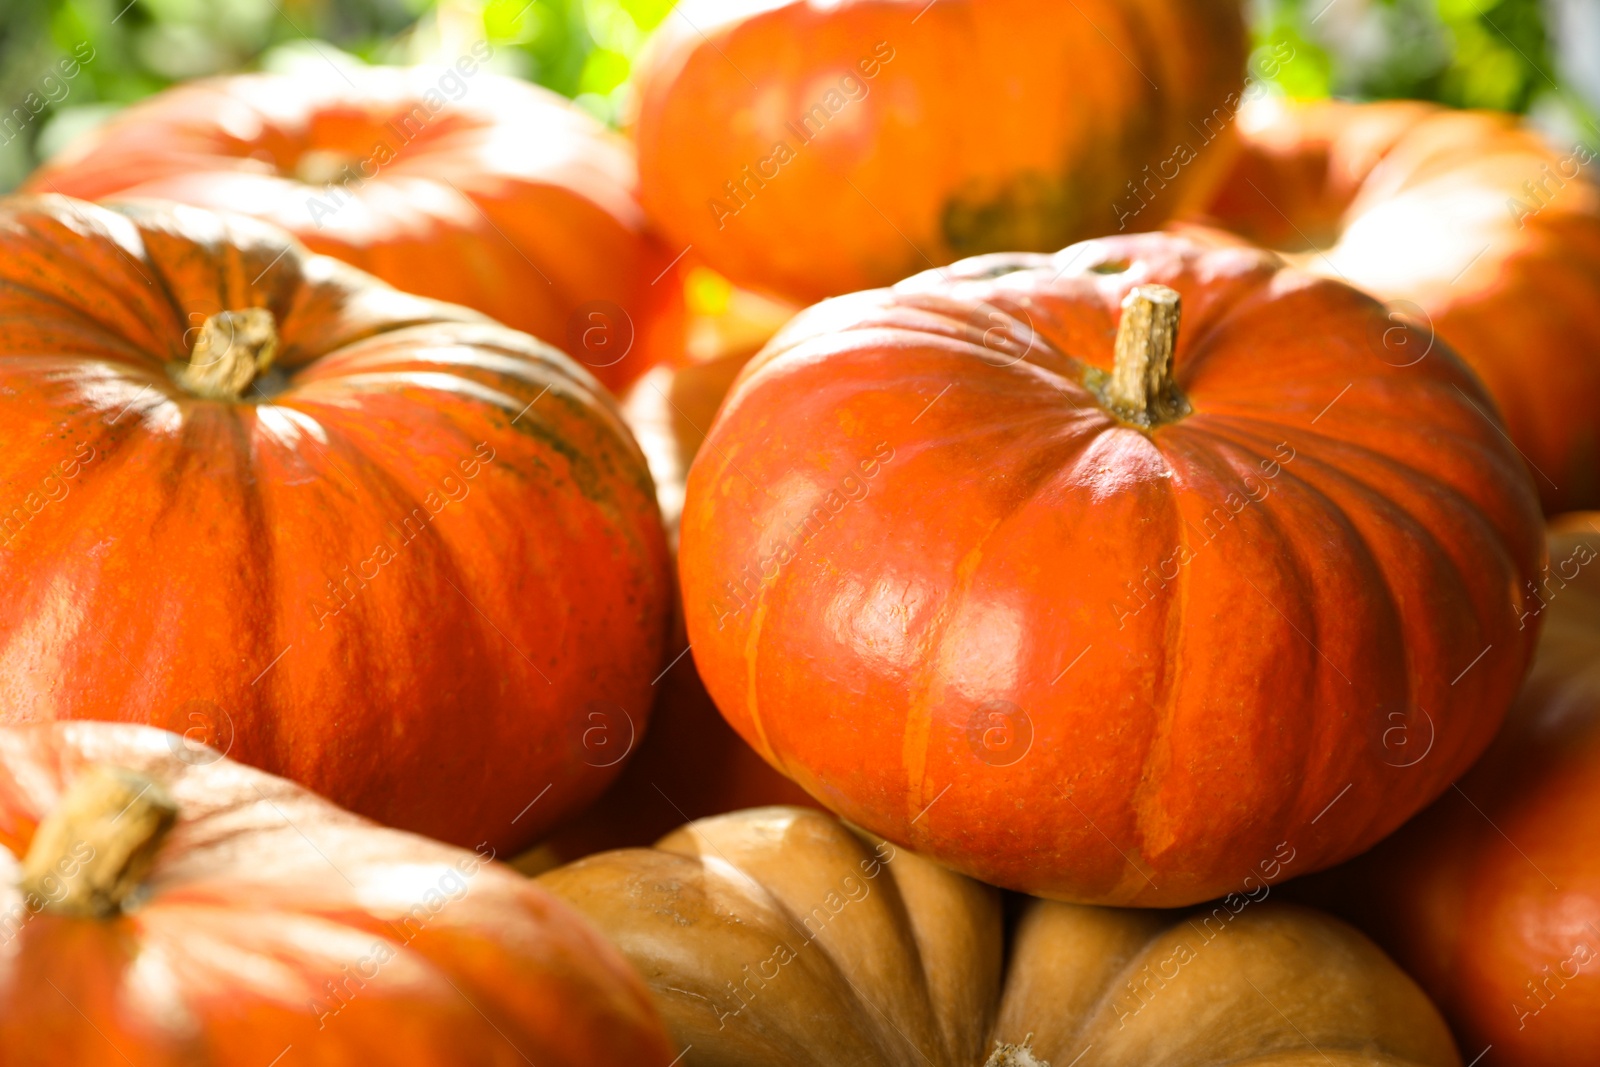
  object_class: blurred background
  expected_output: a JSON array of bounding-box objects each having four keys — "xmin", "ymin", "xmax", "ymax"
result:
[{"xmin": 0, "ymin": 0, "xmax": 1596, "ymax": 193}]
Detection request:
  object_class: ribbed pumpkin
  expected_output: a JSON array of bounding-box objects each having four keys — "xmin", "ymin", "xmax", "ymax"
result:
[
  {"xmin": 1293, "ymin": 517, "xmax": 1600, "ymax": 1066},
  {"xmin": 541, "ymin": 806, "xmax": 1461, "ymax": 1067},
  {"xmin": 1199, "ymin": 97, "xmax": 1600, "ymax": 512},
  {"xmin": 0, "ymin": 720, "xmax": 673, "ymax": 1066},
  {"xmin": 677, "ymin": 229, "xmax": 1544, "ymax": 907},
  {"xmin": 25, "ymin": 64, "xmax": 681, "ymax": 390},
  {"xmin": 631, "ymin": 0, "xmax": 1248, "ymax": 303},
  {"xmin": 0, "ymin": 195, "xmax": 671, "ymax": 853}
]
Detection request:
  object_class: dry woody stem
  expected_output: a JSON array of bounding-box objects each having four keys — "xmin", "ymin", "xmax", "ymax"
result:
[
  {"xmin": 20, "ymin": 765, "xmax": 178, "ymax": 917},
  {"xmin": 983, "ymin": 1039, "xmax": 1050, "ymax": 1067},
  {"xmin": 173, "ymin": 307, "xmax": 279, "ymax": 401},
  {"xmin": 1105, "ymin": 284, "xmax": 1189, "ymax": 427}
]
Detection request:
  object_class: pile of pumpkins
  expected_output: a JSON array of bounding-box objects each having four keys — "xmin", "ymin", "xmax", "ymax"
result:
[{"xmin": 0, "ymin": 1, "xmax": 1596, "ymax": 1063}]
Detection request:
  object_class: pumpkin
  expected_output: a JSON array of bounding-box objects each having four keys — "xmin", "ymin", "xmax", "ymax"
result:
[
  {"xmin": 1291, "ymin": 517, "xmax": 1600, "ymax": 1066},
  {"xmin": 540, "ymin": 805, "xmax": 1460, "ymax": 1066},
  {"xmin": 517, "ymin": 333, "xmax": 816, "ymax": 873},
  {"xmin": 677, "ymin": 229, "xmax": 1545, "ymax": 907},
  {"xmin": 0, "ymin": 195, "xmax": 671, "ymax": 854},
  {"xmin": 630, "ymin": 0, "xmax": 1248, "ymax": 304},
  {"xmin": 0, "ymin": 719, "xmax": 673, "ymax": 1065},
  {"xmin": 1197, "ymin": 97, "xmax": 1600, "ymax": 513},
  {"xmin": 24, "ymin": 64, "xmax": 682, "ymax": 391}
]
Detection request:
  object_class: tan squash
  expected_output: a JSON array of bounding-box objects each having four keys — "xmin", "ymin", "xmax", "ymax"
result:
[{"xmin": 539, "ymin": 806, "xmax": 1461, "ymax": 1067}]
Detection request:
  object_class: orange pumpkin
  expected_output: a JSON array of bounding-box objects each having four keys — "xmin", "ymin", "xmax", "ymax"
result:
[
  {"xmin": 1198, "ymin": 97, "xmax": 1600, "ymax": 512},
  {"xmin": 678, "ymin": 229, "xmax": 1544, "ymax": 907},
  {"xmin": 0, "ymin": 720, "xmax": 674, "ymax": 1065},
  {"xmin": 541, "ymin": 806, "xmax": 1461, "ymax": 1066},
  {"xmin": 1292, "ymin": 517, "xmax": 1600, "ymax": 1066},
  {"xmin": 631, "ymin": 0, "xmax": 1248, "ymax": 303},
  {"xmin": 25, "ymin": 64, "xmax": 682, "ymax": 390},
  {"xmin": 0, "ymin": 195, "xmax": 671, "ymax": 854}
]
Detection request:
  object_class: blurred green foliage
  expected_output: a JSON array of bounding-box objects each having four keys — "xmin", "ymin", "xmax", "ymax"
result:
[
  {"xmin": 0, "ymin": 0, "xmax": 1591, "ymax": 191},
  {"xmin": 0, "ymin": 0, "xmax": 674, "ymax": 188},
  {"xmin": 1255, "ymin": 0, "xmax": 1559, "ymax": 112}
]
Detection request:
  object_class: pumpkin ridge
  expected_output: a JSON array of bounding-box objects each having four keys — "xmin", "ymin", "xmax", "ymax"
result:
[
  {"xmin": 1192, "ymin": 408, "xmax": 1533, "ymax": 519},
  {"xmin": 1048, "ymin": 913, "xmax": 1190, "ymax": 1046},
  {"xmin": 795, "ymin": 849, "xmax": 947, "ymax": 1063},
  {"xmin": 287, "ymin": 363, "xmax": 643, "ymax": 517},
  {"xmin": 1203, "ymin": 406, "xmax": 1530, "ymax": 608},
  {"xmin": 895, "ymin": 419, "xmax": 1111, "ymax": 843},
  {"xmin": 1148, "ymin": 275, "xmax": 1289, "ymax": 392},
  {"xmin": 0, "ymin": 376, "xmax": 153, "ymax": 560},
  {"xmin": 0, "ymin": 285, "xmax": 168, "ymax": 372},
  {"xmin": 1123, "ymin": 422, "xmax": 1195, "ymax": 884},
  {"xmin": 898, "ymin": 522, "xmax": 1003, "ymax": 838},
  {"xmin": 653, "ymin": 828, "xmax": 871, "ymax": 1053},
  {"xmin": 303, "ymin": 329, "xmax": 591, "ymax": 390},
  {"xmin": 1244, "ymin": 431, "xmax": 1469, "ymax": 814},
  {"xmin": 1164, "ymin": 429, "xmax": 1340, "ymax": 873},
  {"xmin": 1168, "ymin": 424, "xmax": 1360, "ymax": 842},
  {"xmin": 126, "ymin": 211, "xmax": 279, "ymax": 363},
  {"xmin": 740, "ymin": 599, "xmax": 779, "ymax": 771},
  {"xmin": 1194, "ymin": 414, "xmax": 1516, "ymax": 843},
  {"xmin": 234, "ymin": 403, "xmax": 297, "ymax": 771},
  {"xmin": 21, "ymin": 198, "xmax": 178, "ymax": 345}
]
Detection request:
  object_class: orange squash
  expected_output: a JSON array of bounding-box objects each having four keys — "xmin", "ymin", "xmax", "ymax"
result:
[
  {"xmin": 25, "ymin": 65, "xmax": 682, "ymax": 390},
  {"xmin": 0, "ymin": 195, "xmax": 671, "ymax": 854},
  {"xmin": 1199, "ymin": 97, "xmax": 1600, "ymax": 512},
  {"xmin": 678, "ymin": 229, "xmax": 1544, "ymax": 907},
  {"xmin": 631, "ymin": 0, "xmax": 1248, "ymax": 303},
  {"xmin": 0, "ymin": 720, "xmax": 674, "ymax": 1066}
]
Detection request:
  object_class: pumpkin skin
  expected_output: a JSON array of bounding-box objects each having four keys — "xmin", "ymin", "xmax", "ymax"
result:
[
  {"xmin": 24, "ymin": 65, "xmax": 682, "ymax": 391},
  {"xmin": 0, "ymin": 720, "xmax": 674, "ymax": 1066},
  {"xmin": 1197, "ymin": 97, "xmax": 1600, "ymax": 512},
  {"xmin": 677, "ymin": 229, "xmax": 1544, "ymax": 907},
  {"xmin": 631, "ymin": 0, "xmax": 1248, "ymax": 304},
  {"xmin": 1291, "ymin": 518, "xmax": 1600, "ymax": 1066},
  {"xmin": 517, "ymin": 341, "xmax": 817, "ymax": 872},
  {"xmin": 0, "ymin": 195, "xmax": 671, "ymax": 854},
  {"xmin": 540, "ymin": 805, "xmax": 1460, "ymax": 1067}
]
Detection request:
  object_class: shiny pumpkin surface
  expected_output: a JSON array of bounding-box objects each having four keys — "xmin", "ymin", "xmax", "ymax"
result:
[
  {"xmin": 678, "ymin": 230, "xmax": 1544, "ymax": 906},
  {"xmin": 25, "ymin": 65, "xmax": 681, "ymax": 390},
  {"xmin": 631, "ymin": 0, "xmax": 1247, "ymax": 303},
  {"xmin": 1297, "ymin": 519, "xmax": 1600, "ymax": 1066},
  {"xmin": 1200, "ymin": 97, "xmax": 1600, "ymax": 512},
  {"xmin": 0, "ymin": 721, "xmax": 673, "ymax": 1066},
  {"xmin": 540, "ymin": 806, "xmax": 1460, "ymax": 1067},
  {"xmin": 0, "ymin": 196, "xmax": 671, "ymax": 853}
]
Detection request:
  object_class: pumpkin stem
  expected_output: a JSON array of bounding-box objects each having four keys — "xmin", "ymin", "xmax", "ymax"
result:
[
  {"xmin": 174, "ymin": 308, "xmax": 279, "ymax": 401},
  {"xmin": 19, "ymin": 765, "xmax": 178, "ymax": 918},
  {"xmin": 1105, "ymin": 284, "xmax": 1189, "ymax": 427},
  {"xmin": 982, "ymin": 1039, "xmax": 1051, "ymax": 1067},
  {"xmin": 293, "ymin": 149, "xmax": 360, "ymax": 188}
]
